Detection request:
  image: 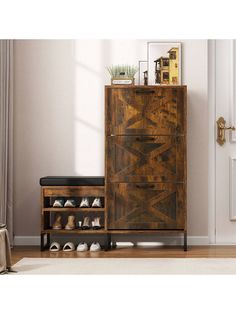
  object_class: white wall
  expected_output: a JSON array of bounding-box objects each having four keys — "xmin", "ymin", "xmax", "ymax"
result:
[{"xmin": 13, "ymin": 40, "xmax": 208, "ymax": 240}]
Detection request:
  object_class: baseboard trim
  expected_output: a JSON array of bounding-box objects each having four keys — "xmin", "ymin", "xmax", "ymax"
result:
[
  {"xmin": 14, "ymin": 235, "xmax": 209, "ymax": 246},
  {"xmin": 14, "ymin": 236, "xmax": 40, "ymax": 246}
]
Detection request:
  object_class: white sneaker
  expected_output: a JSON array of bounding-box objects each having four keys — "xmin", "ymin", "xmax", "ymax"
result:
[
  {"xmin": 64, "ymin": 199, "xmax": 76, "ymax": 207},
  {"xmin": 92, "ymin": 198, "xmax": 102, "ymax": 208},
  {"xmin": 90, "ymin": 242, "xmax": 101, "ymax": 252},
  {"xmin": 77, "ymin": 242, "xmax": 88, "ymax": 252},
  {"xmin": 53, "ymin": 199, "xmax": 64, "ymax": 208},
  {"xmin": 80, "ymin": 197, "xmax": 90, "ymax": 208},
  {"xmin": 49, "ymin": 242, "xmax": 60, "ymax": 252},
  {"xmin": 62, "ymin": 242, "xmax": 75, "ymax": 252}
]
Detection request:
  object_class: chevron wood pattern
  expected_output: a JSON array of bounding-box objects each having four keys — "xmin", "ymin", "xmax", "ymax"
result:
[
  {"xmin": 107, "ymin": 183, "xmax": 185, "ymax": 230},
  {"xmin": 105, "ymin": 86, "xmax": 187, "ymax": 236},
  {"xmin": 105, "ymin": 86, "xmax": 186, "ymax": 136},
  {"xmin": 107, "ymin": 135, "xmax": 185, "ymax": 183}
]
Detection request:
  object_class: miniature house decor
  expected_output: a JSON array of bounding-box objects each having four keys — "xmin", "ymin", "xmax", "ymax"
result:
[{"xmin": 147, "ymin": 42, "xmax": 181, "ymax": 85}]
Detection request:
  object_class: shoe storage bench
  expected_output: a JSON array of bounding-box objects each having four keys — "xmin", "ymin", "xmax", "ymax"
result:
[{"xmin": 40, "ymin": 176, "xmax": 106, "ymax": 251}]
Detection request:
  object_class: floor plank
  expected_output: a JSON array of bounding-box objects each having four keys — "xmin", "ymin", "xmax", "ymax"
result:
[{"xmin": 11, "ymin": 245, "xmax": 236, "ymax": 265}]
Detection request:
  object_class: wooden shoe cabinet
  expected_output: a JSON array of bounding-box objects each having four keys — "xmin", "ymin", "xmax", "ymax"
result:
[
  {"xmin": 105, "ymin": 85, "xmax": 187, "ymax": 251},
  {"xmin": 40, "ymin": 85, "xmax": 187, "ymax": 251},
  {"xmin": 40, "ymin": 184, "xmax": 106, "ymax": 251}
]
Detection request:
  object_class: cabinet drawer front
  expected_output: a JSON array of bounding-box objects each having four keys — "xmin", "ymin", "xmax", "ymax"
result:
[
  {"xmin": 106, "ymin": 87, "xmax": 186, "ymax": 135},
  {"xmin": 107, "ymin": 183, "xmax": 185, "ymax": 230},
  {"xmin": 43, "ymin": 186, "xmax": 104, "ymax": 197},
  {"xmin": 107, "ymin": 135, "xmax": 185, "ymax": 183}
]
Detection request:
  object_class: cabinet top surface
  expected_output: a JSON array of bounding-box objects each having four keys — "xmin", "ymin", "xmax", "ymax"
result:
[{"xmin": 105, "ymin": 85, "xmax": 187, "ymax": 89}]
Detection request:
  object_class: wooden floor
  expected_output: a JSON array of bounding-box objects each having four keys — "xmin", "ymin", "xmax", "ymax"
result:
[{"xmin": 11, "ymin": 245, "xmax": 236, "ymax": 264}]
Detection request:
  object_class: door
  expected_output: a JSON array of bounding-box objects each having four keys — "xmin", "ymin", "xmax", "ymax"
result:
[
  {"xmin": 215, "ymin": 40, "xmax": 236, "ymax": 243},
  {"xmin": 107, "ymin": 135, "xmax": 186, "ymax": 183},
  {"xmin": 107, "ymin": 182, "xmax": 185, "ymax": 230}
]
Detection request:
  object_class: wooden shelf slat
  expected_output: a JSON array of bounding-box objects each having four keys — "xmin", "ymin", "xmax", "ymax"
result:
[
  {"xmin": 42, "ymin": 228, "xmax": 184, "ymax": 235},
  {"xmin": 42, "ymin": 229, "xmax": 106, "ymax": 234},
  {"xmin": 43, "ymin": 207, "xmax": 105, "ymax": 212},
  {"xmin": 107, "ymin": 229, "xmax": 184, "ymax": 234}
]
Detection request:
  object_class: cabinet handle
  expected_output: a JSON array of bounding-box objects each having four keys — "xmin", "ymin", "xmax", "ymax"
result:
[
  {"xmin": 136, "ymin": 137, "xmax": 155, "ymax": 142},
  {"xmin": 135, "ymin": 89, "xmax": 155, "ymax": 94},
  {"xmin": 136, "ymin": 184, "xmax": 155, "ymax": 189}
]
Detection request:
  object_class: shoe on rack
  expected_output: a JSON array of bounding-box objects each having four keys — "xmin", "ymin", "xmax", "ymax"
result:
[
  {"xmin": 77, "ymin": 242, "xmax": 88, "ymax": 252},
  {"xmin": 52, "ymin": 214, "xmax": 62, "ymax": 230},
  {"xmin": 49, "ymin": 242, "xmax": 60, "ymax": 252},
  {"xmin": 63, "ymin": 242, "xmax": 75, "ymax": 252},
  {"xmin": 79, "ymin": 197, "xmax": 90, "ymax": 208},
  {"xmin": 82, "ymin": 216, "xmax": 90, "ymax": 230},
  {"xmin": 90, "ymin": 242, "xmax": 101, "ymax": 252},
  {"xmin": 53, "ymin": 198, "xmax": 64, "ymax": 208},
  {"xmin": 64, "ymin": 199, "xmax": 76, "ymax": 207},
  {"xmin": 92, "ymin": 197, "xmax": 102, "ymax": 208},
  {"xmin": 92, "ymin": 217, "xmax": 102, "ymax": 230},
  {"xmin": 65, "ymin": 214, "xmax": 76, "ymax": 230},
  {"xmin": 77, "ymin": 220, "xmax": 82, "ymax": 229}
]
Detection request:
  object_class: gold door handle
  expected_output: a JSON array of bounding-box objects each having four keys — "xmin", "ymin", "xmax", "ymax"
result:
[{"xmin": 217, "ymin": 116, "xmax": 235, "ymax": 145}]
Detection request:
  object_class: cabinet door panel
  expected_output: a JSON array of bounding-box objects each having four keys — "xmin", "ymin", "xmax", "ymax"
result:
[
  {"xmin": 107, "ymin": 183, "xmax": 185, "ymax": 230},
  {"xmin": 107, "ymin": 135, "xmax": 185, "ymax": 183},
  {"xmin": 106, "ymin": 87, "xmax": 186, "ymax": 135}
]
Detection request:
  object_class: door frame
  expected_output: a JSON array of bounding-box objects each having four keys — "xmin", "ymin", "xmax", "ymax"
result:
[
  {"xmin": 208, "ymin": 39, "xmax": 235, "ymax": 244},
  {"xmin": 208, "ymin": 39, "xmax": 216, "ymax": 244}
]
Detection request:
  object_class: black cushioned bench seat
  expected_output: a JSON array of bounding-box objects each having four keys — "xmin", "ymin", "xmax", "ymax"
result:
[{"xmin": 40, "ymin": 176, "xmax": 105, "ymax": 186}]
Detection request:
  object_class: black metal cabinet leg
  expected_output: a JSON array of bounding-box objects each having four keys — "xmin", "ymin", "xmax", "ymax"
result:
[
  {"xmin": 46, "ymin": 233, "xmax": 50, "ymax": 249},
  {"xmin": 184, "ymin": 231, "xmax": 187, "ymax": 251},
  {"xmin": 105, "ymin": 234, "xmax": 111, "ymax": 251},
  {"xmin": 40, "ymin": 234, "xmax": 45, "ymax": 251}
]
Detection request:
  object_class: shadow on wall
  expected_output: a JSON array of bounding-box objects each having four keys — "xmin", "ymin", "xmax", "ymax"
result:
[
  {"xmin": 13, "ymin": 39, "xmax": 157, "ymax": 237},
  {"xmin": 73, "ymin": 40, "xmax": 111, "ymax": 176}
]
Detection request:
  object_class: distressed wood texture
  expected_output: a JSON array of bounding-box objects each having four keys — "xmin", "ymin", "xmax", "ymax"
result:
[
  {"xmin": 107, "ymin": 183, "xmax": 185, "ymax": 230},
  {"xmin": 105, "ymin": 85, "xmax": 187, "ymax": 232},
  {"xmin": 107, "ymin": 135, "xmax": 186, "ymax": 183},
  {"xmin": 105, "ymin": 86, "xmax": 186, "ymax": 136}
]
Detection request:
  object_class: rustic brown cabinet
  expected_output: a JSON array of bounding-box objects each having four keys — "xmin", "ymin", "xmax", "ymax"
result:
[{"xmin": 105, "ymin": 85, "xmax": 187, "ymax": 250}]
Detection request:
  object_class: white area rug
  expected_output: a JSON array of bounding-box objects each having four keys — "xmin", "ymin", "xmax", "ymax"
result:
[{"xmin": 12, "ymin": 258, "xmax": 236, "ymax": 274}]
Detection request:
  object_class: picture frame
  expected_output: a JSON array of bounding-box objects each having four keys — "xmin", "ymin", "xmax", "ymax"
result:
[
  {"xmin": 139, "ymin": 61, "xmax": 148, "ymax": 85},
  {"xmin": 147, "ymin": 42, "xmax": 181, "ymax": 85}
]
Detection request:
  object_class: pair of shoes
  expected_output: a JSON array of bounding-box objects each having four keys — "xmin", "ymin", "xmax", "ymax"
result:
[
  {"xmin": 82, "ymin": 216, "xmax": 102, "ymax": 230},
  {"xmin": 52, "ymin": 198, "xmax": 102, "ymax": 208},
  {"xmin": 80, "ymin": 197, "xmax": 102, "ymax": 208},
  {"xmin": 53, "ymin": 199, "xmax": 76, "ymax": 208},
  {"xmin": 50, "ymin": 242, "xmax": 75, "ymax": 252},
  {"xmin": 52, "ymin": 215, "xmax": 102, "ymax": 230},
  {"xmin": 52, "ymin": 214, "xmax": 76, "ymax": 230},
  {"xmin": 49, "ymin": 242, "xmax": 101, "ymax": 252},
  {"xmin": 77, "ymin": 242, "xmax": 101, "ymax": 252}
]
